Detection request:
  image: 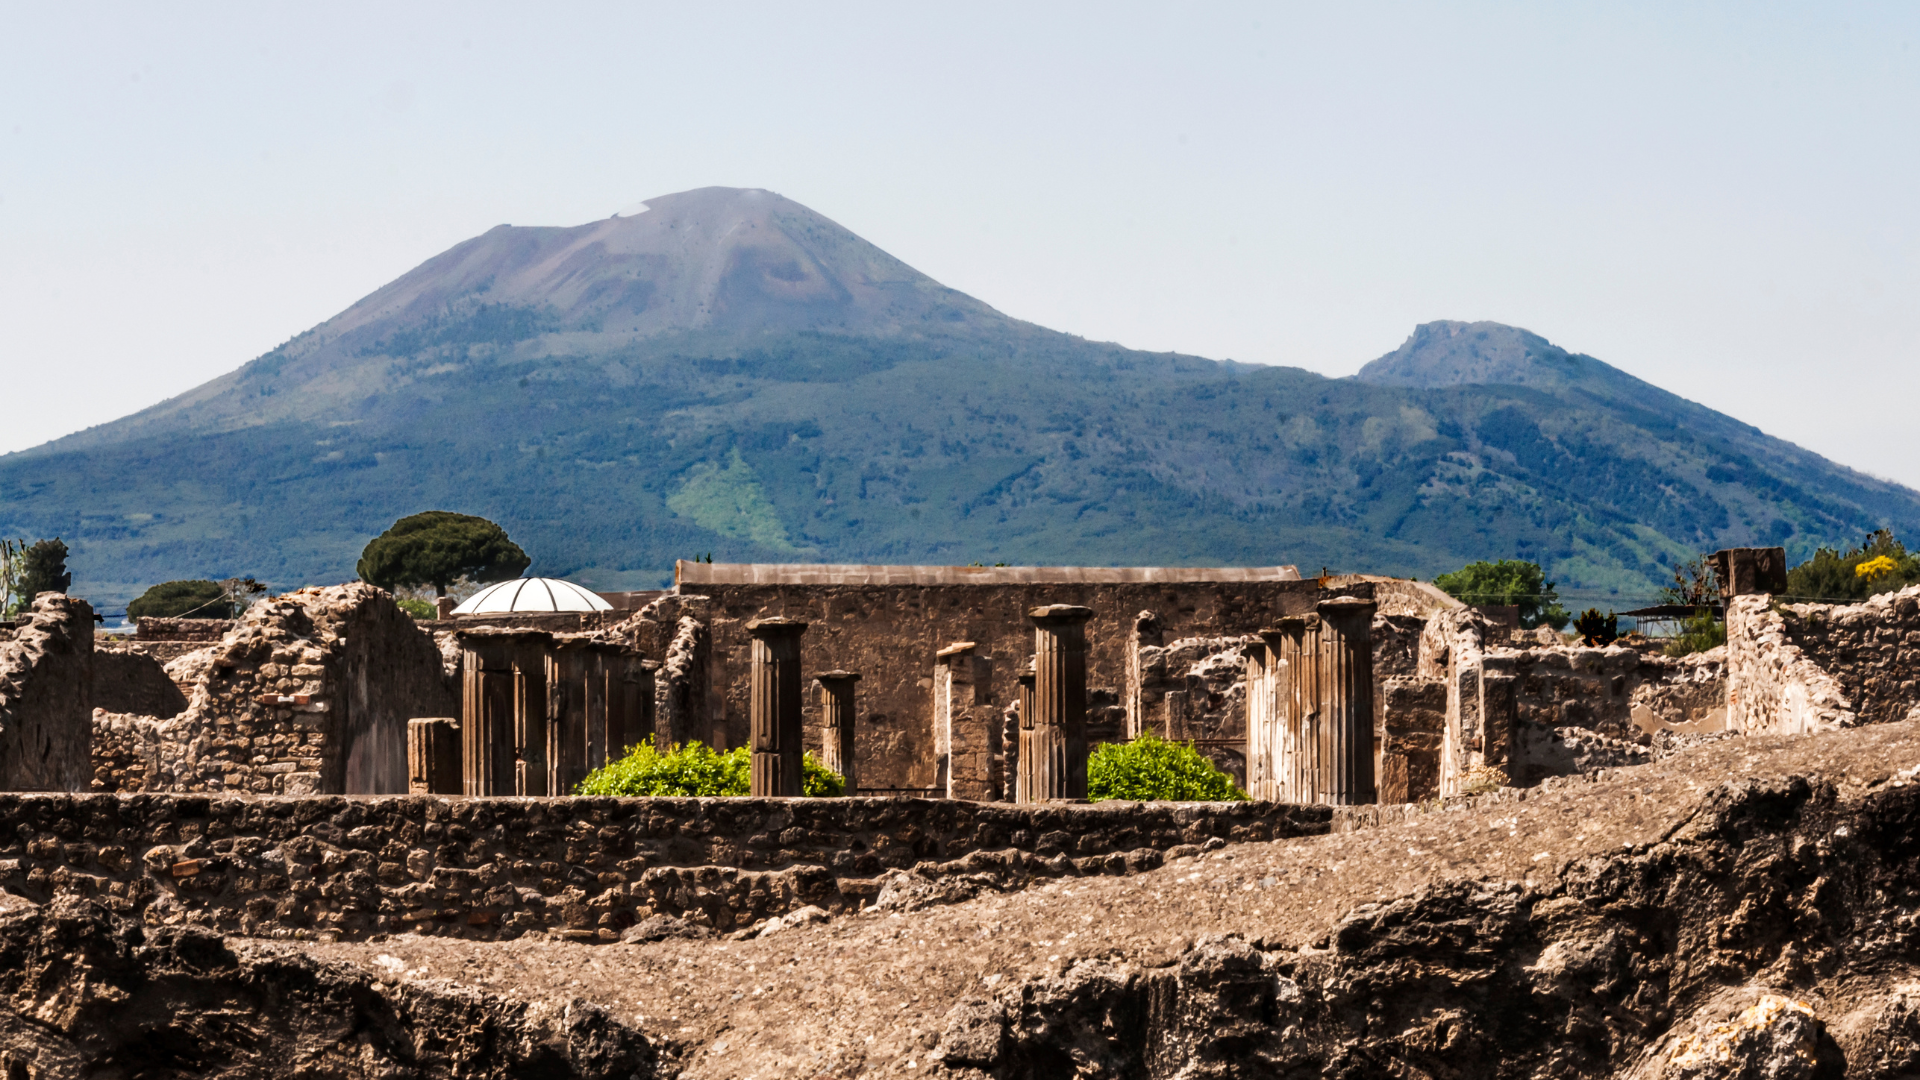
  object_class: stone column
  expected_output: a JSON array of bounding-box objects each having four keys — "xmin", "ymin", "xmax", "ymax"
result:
[
  {"xmin": 1012, "ymin": 663, "xmax": 1035, "ymax": 803},
  {"xmin": 1244, "ymin": 632, "xmax": 1280, "ymax": 801},
  {"xmin": 407, "ymin": 717, "xmax": 462, "ymax": 795},
  {"xmin": 1024, "ymin": 605, "xmax": 1093, "ymax": 801},
  {"xmin": 1314, "ymin": 597, "xmax": 1377, "ymax": 805},
  {"xmin": 1269, "ymin": 616, "xmax": 1315, "ymax": 804},
  {"xmin": 935, "ymin": 643, "xmax": 996, "ymax": 801},
  {"xmin": 815, "ymin": 671, "xmax": 860, "ymax": 795},
  {"xmin": 748, "ymin": 617, "xmax": 809, "ymax": 797}
]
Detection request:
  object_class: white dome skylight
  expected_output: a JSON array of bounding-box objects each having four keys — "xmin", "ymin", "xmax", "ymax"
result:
[{"xmin": 450, "ymin": 577, "xmax": 613, "ymax": 615}]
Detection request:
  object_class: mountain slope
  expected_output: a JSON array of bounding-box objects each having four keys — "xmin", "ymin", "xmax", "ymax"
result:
[{"xmin": 4, "ymin": 190, "xmax": 1918, "ymax": 612}]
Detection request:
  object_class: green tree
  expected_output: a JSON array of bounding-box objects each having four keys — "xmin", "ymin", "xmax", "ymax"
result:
[
  {"xmin": 356, "ymin": 511, "xmax": 530, "ymax": 597},
  {"xmin": 128, "ymin": 579, "xmax": 233, "ymax": 620},
  {"xmin": 1432, "ymin": 559, "xmax": 1571, "ymax": 629},
  {"xmin": 9, "ymin": 539, "xmax": 71, "ymax": 613},
  {"xmin": 1786, "ymin": 529, "xmax": 1920, "ymax": 602},
  {"xmin": 1088, "ymin": 733, "xmax": 1248, "ymax": 802},
  {"xmin": 575, "ymin": 741, "xmax": 845, "ymax": 797}
]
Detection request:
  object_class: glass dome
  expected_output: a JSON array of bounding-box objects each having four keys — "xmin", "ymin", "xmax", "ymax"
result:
[{"xmin": 449, "ymin": 577, "xmax": 614, "ymax": 615}]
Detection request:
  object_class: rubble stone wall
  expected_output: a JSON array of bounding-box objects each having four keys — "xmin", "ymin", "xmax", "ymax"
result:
[
  {"xmin": 97, "ymin": 585, "xmax": 456, "ymax": 796},
  {"xmin": 91, "ymin": 647, "xmax": 187, "ymax": 719},
  {"xmin": 1406, "ymin": 610, "xmax": 1732, "ymax": 793},
  {"xmin": 0, "ymin": 596, "xmax": 95, "ymax": 791},
  {"xmin": 0, "ymin": 793, "xmax": 1329, "ymax": 939},
  {"xmin": 655, "ymin": 578, "xmax": 1367, "ymax": 790},
  {"xmin": 1726, "ymin": 595, "xmax": 1857, "ymax": 735},
  {"xmin": 1772, "ymin": 584, "xmax": 1920, "ymax": 727}
]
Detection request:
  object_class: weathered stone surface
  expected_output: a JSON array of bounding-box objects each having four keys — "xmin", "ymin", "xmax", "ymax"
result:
[
  {"xmin": 0, "ymin": 594, "xmax": 94, "ymax": 791},
  {"xmin": 1728, "ymin": 594, "xmax": 1859, "ymax": 735},
  {"xmin": 0, "ymin": 897, "xmax": 659, "ymax": 1077},
  {"xmin": 0, "ymin": 792, "xmax": 1323, "ymax": 939},
  {"xmin": 94, "ymin": 583, "xmax": 457, "ymax": 796},
  {"xmin": 251, "ymin": 717, "xmax": 1918, "ymax": 1080}
]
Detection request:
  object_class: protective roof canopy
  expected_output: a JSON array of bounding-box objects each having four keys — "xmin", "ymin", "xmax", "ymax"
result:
[{"xmin": 450, "ymin": 578, "xmax": 613, "ymax": 614}]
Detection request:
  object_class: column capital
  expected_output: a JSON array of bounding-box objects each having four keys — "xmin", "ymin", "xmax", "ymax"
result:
[
  {"xmin": 1028, "ymin": 604, "xmax": 1094, "ymax": 624},
  {"xmin": 747, "ymin": 616, "xmax": 810, "ymax": 637},
  {"xmin": 1316, "ymin": 596, "xmax": 1378, "ymax": 621},
  {"xmin": 936, "ymin": 641, "xmax": 979, "ymax": 659},
  {"xmin": 814, "ymin": 670, "xmax": 862, "ymax": 684}
]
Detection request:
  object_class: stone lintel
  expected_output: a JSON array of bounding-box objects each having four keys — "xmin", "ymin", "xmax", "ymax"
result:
[
  {"xmin": 937, "ymin": 641, "xmax": 979, "ymax": 658},
  {"xmin": 814, "ymin": 670, "xmax": 862, "ymax": 683},
  {"xmin": 746, "ymin": 617, "xmax": 810, "ymax": 636}
]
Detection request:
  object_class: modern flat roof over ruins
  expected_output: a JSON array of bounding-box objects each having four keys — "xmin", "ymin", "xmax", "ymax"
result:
[{"xmin": 673, "ymin": 562, "xmax": 1305, "ymax": 586}]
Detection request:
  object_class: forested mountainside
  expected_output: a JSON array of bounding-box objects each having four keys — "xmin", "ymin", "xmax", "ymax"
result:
[{"xmin": 4, "ymin": 188, "xmax": 1914, "ymax": 610}]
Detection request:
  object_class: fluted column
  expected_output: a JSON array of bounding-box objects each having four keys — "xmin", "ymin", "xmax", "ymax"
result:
[
  {"xmin": 1024, "ymin": 605, "xmax": 1093, "ymax": 800},
  {"xmin": 1270, "ymin": 616, "xmax": 1315, "ymax": 804},
  {"xmin": 1012, "ymin": 662, "xmax": 1035, "ymax": 804},
  {"xmin": 815, "ymin": 670, "xmax": 860, "ymax": 795},
  {"xmin": 1244, "ymin": 632, "xmax": 1281, "ymax": 801},
  {"xmin": 1315, "ymin": 597, "xmax": 1377, "ymax": 805},
  {"xmin": 748, "ymin": 617, "xmax": 809, "ymax": 796}
]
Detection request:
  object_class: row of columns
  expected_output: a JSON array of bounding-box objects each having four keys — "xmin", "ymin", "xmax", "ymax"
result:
[
  {"xmin": 745, "ymin": 604, "xmax": 1096, "ymax": 800},
  {"xmin": 1244, "ymin": 597, "xmax": 1376, "ymax": 805}
]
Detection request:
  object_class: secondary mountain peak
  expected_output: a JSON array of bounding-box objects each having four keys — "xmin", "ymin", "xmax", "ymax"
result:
[{"xmin": 1354, "ymin": 320, "xmax": 1599, "ymax": 389}]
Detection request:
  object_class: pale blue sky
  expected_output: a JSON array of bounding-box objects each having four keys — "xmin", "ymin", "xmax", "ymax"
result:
[{"xmin": 3, "ymin": 3, "xmax": 1917, "ymax": 484}]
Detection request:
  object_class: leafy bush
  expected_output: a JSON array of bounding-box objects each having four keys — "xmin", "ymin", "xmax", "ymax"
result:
[
  {"xmin": 1433, "ymin": 559, "xmax": 1571, "ymax": 630},
  {"xmin": 1664, "ymin": 609, "xmax": 1726, "ymax": 657},
  {"xmin": 127, "ymin": 579, "xmax": 233, "ymax": 620},
  {"xmin": 1573, "ymin": 608, "xmax": 1618, "ymax": 647},
  {"xmin": 1786, "ymin": 529, "xmax": 1920, "ymax": 602},
  {"xmin": 575, "ymin": 741, "xmax": 845, "ymax": 797},
  {"xmin": 395, "ymin": 597, "xmax": 437, "ymax": 620},
  {"xmin": 1088, "ymin": 733, "xmax": 1247, "ymax": 802}
]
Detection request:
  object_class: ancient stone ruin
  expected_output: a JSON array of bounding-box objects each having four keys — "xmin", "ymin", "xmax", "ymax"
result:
[{"xmin": 1, "ymin": 550, "xmax": 1917, "ymax": 1075}]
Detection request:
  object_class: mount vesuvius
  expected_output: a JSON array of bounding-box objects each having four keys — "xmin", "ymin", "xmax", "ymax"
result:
[{"xmin": 5, "ymin": 186, "xmax": 1916, "ymax": 610}]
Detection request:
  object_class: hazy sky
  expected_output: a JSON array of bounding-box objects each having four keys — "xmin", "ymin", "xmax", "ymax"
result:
[{"xmin": 4, "ymin": 3, "xmax": 1917, "ymax": 486}]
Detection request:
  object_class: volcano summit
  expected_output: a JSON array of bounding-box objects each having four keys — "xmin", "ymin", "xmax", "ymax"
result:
[{"xmin": 3, "ymin": 187, "xmax": 1917, "ymax": 607}]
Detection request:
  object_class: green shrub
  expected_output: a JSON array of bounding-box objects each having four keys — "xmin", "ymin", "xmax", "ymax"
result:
[
  {"xmin": 1088, "ymin": 733, "xmax": 1248, "ymax": 802},
  {"xmin": 127, "ymin": 579, "xmax": 233, "ymax": 620},
  {"xmin": 575, "ymin": 741, "xmax": 845, "ymax": 797},
  {"xmin": 1664, "ymin": 609, "xmax": 1726, "ymax": 657},
  {"xmin": 395, "ymin": 597, "xmax": 437, "ymax": 620},
  {"xmin": 1786, "ymin": 528, "xmax": 1920, "ymax": 602}
]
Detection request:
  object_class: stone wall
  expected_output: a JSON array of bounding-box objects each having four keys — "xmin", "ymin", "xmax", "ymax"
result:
[
  {"xmin": 0, "ymin": 793, "xmax": 1329, "ymax": 939},
  {"xmin": 1130, "ymin": 630, "xmax": 1253, "ymax": 786},
  {"xmin": 92, "ymin": 647, "xmax": 188, "ymax": 718},
  {"xmin": 0, "ymin": 595, "xmax": 95, "ymax": 791},
  {"xmin": 1403, "ymin": 609, "xmax": 1737, "ymax": 794},
  {"xmin": 1771, "ymin": 584, "xmax": 1920, "ymax": 727},
  {"xmin": 656, "ymin": 567, "xmax": 1373, "ymax": 790},
  {"xmin": 134, "ymin": 616, "xmax": 235, "ymax": 642},
  {"xmin": 94, "ymin": 584, "xmax": 457, "ymax": 796},
  {"xmin": 1726, "ymin": 595, "xmax": 1858, "ymax": 735}
]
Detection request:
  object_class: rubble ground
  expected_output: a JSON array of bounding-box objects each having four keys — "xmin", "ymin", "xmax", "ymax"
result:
[{"xmin": 277, "ymin": 719, "xmax": 1920, "ymax": 1078}]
